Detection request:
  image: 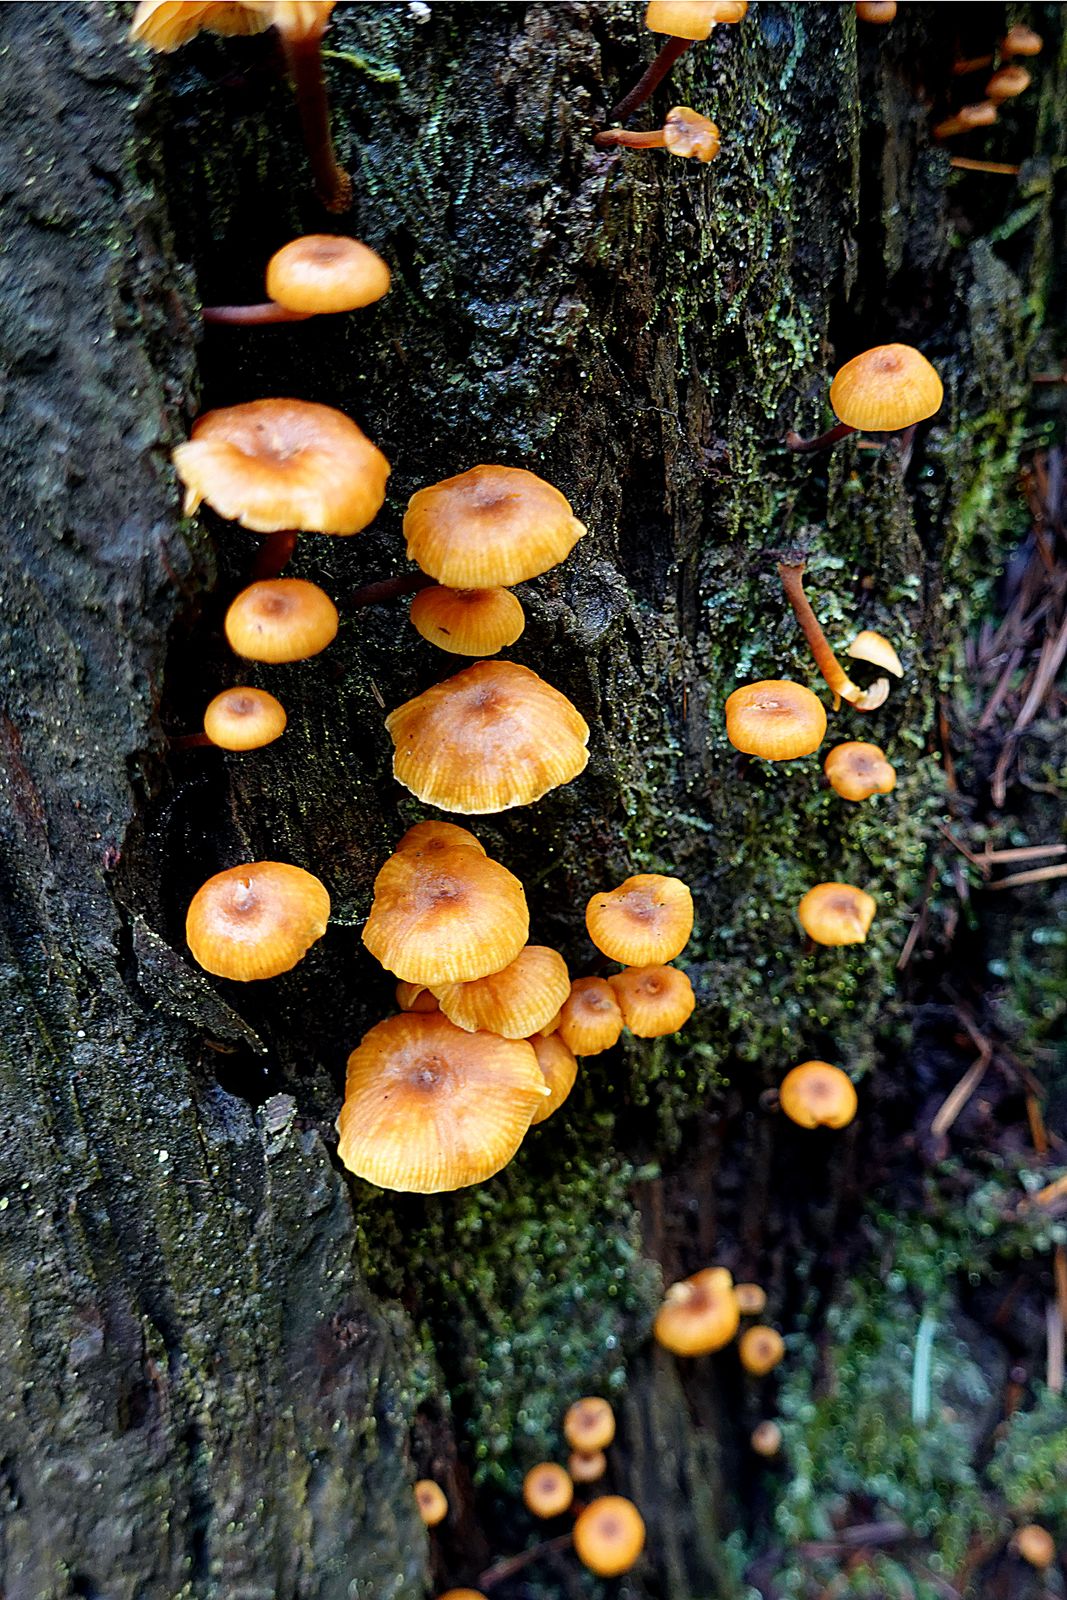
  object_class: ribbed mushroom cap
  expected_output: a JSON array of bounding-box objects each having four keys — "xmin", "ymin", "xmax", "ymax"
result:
[
  {"xmin": 404, "ymin": 464, "xmax": 585, "ymax": 588},
  {"xmin": 433, "ymin": 946, "xmax": 570, "ymax": 1039},
  {"xmin": 203, "ymin": 686, "xmax": 287, "ymax": 750},
  {"xmin": 395, "ymin": 980, "xmax": 440, "ymax": 1013},
  {"xmin": 528, "ymin": 1033, "xmax": 579, "ymax": 1124},
  {"xmin": 797, "ymin": 882, "xmax": 876, "ymax": 946},
  {"xmin": 608, "ymin": 964, "xmax": 696, "ymax": 1037},
  {"xmin": 586, "ymin": 874, "xmax": 694, "ymax": 965},
  {"xmin": 986, "ymin": 64, "xmax": 1032, "ymax": 100},
  {"xmin": 734, "ymin": 1282, "xmax": 767, "ymax": 1315},
  {"xmin": 750, "ymin": 1420, "xmax": 782, "ymax": 1457},
  {"xmin": 225, "ymin": 578, "xmax": 338, "ymax": 663},
  {"xmin": 573, "ymin": 1497, "xmax": 646, "ymax": 1578},
  {"xmin": 779, "ymin": 1061, "xmax": 858, "ymax": 1129},
  {"xmin": 654, "ymin": 1267, "xmax": 740, "ymax": 1355},
  {"xmin": 645, "ymin": 0, "xmax": 745, "ymax": 38},
  {"xmin": 414, "ymin": 1479, "xmax": 448, "ymax": 1527},
  {"xmin": 824, "ymin": 741, "xmax": 897, "ymax": 802},
  {"xmin": 662, "ymin": 107, "xmax": 721, "ymax": 161},
  {"xmin": 563, "ymin": 1397, "xmax": 616, "ymax": 1453},
  {"xmin": 725, "ymin": 680, "xmax": 827, "ymax": 760},
  {"xmin": 173, "ymin": 398, "xmax": 390, "ymax": 535},
  {"xmin": 522, "ymin": 1463, "xmax": 574, "ymax": 1518},
  {"xmin": 739, "ymin": 1325, "xmax": 786, "ymax": 1376},
  {"xmin": 395, "ymin": 820, "xmax": 487, "ymax": 857},
  {"xmin": 386, "ymin": 661, "xmax": 590, "ymax": 814},
  {"xmin": 265, "ymin": 235, "xmax": 391, "ymax": 313},
  {"xmin": 557, "ymin": 978, "xmax": 624, "ymax": 1057},
  {"xmin": 1013, "ymin": 1526, "xmax": 1056, "ymax": 1569},
  {"xmin": 410, "ymin": 586, "xmax": 526, "ymax": 657},
  {"xmin": 244, "ymin": 1, "xmax": 336, "ymax": 38},
  {"xmin": 129, "ymin": 0, "xmax": 275, "ymax": 50},
  {"xmin": 568, "ymin": 1449, "xmax": 607, "ymax": 1483},
  {"xmin": 361, "ymin": 837, "xmax": 528, "ymax": 986},
  {"xmin": 186, "ymin": 861, "xmax": 330, "ymax": 981},
  {"xmin": 829, "ymin": 344, "xmax": 943, "ymax": 432},
  {"xmin": 337, "ymin": 1013, "xmax": 547, "ymax": 1193}
]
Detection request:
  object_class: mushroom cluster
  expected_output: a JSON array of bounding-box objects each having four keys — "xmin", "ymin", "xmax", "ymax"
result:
[{"xmin": 652, "ymin": 1264, "xmax": 788, "ymax": 1383}]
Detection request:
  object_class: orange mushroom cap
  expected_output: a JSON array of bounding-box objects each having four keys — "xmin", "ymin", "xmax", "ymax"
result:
[
  {"xmin": 337, "ymin": 1013, "xmax": 547, "ymax": 1192},
  {"xmin": 586, "ymin": 874, "xmax": 694, "ymax": 966},
  {"xmin": 557, "ymin": 977, "xmax": 624, "ymax": 1057},
  {"xmin": 173, "ymin": 398, "xmax": 389, "ymax": 536},
  {"xmin": 394, "ymin": 820, "xmax": 487, "ymax": 857},
  {"xmin": 797, "ymin": 882, "xmax": 876, "ymax": 946},
  {"xmin": 662, "ymin": 107, "xmax": 721, "ymax": 161},
  {"xmin": 186, "ymin": 861, "xmax": 330, "ymax": 980},
  {"xmin": 129, "ymin": 1, "xmax": 276, "ymax": 50},
  {"xmin": 528, "ymin": 1032, "xmax": 579, "ymax": 1124},
  {"xmin": 395, "ymin": 980, "xmax": 440, "ymax": 1013},
  {"xmin": 432, "ymin": 945, "xmax": 570, "ymax": 1039},
  {"xmin": 386, "ymin": 660, "xmax": 590, "ymax": 814},
  {"xmin": 568, "ymin": 1448, "xmax": 608, "ymax": 1483},
  {"xmin": 202, "ymin": 686, "xmax": 287, "ymax": 750},
  {"xmin": 265, "ymin": 235, "xmax": 390, "ymax": 314},
  {"xmin": 409, "ymin": 586, "xmax": 525, "ymax": 657},
  {"xmin": 563, "ymin": 1396, "xmax": 616, "ymax": 1453},
  {"xmin": 573, "ymin": 1496, "xmax": 646, "ymax": 1578},
  {"xmin": 522, "ymin": 1463, "xmax": 574, "ymax": 1518},
  {"xmin": 986, "ymin": 64, "xmax": 1032, "ymax": 101},
  {"xmin": 224, "ymin": 578, "xmax": 338, "ymax": 663},
  {"xmin": 608, "ymin": 964, "xmax": 695, "ymax": 1037},
  {"xmin": 855, "ymin": 1, "xmax": 895, "ymax": 21},
  {"xmin": 437, "ymin": 1593, "xmax": 489, "ymax": 1600},
  {"xmin": 734, "ymin": 1282, "xmax": 767, "ymax": 1316},
  {"xmin": 654, "ymin": 1266, "xmax": 740, "ymax": 1355},
  {"xmin": 403, "ymin": 464, "xmax": 585, "ymax": 588},
  {"xmin": 829, "ymin": 345, "xmax": 943, "ymax": 433},
  {"xmin": 645, "ymin": 0, "xmax": 745, "ymax": 38},
  {"xmin": 1012, "ymin": 1525, "xmax": 1056, "ymax": 1569},
  {"xmin": 739, "ymin": 1325, "xmax": 786, "ymax": 1376},
  {"xmin": 361, "ymin": 835, "xmax": 529, "ymax": 987},
  {"xmin": 847, "ymin": 629, "xmax": 904, "ymax": 677},
  {"xmin": 415, "ymin": 1479, "xmax": 448, "ymax": 1527},
  {"xmin": 824, "ymin": 741, "xmax": 897, "ymax": 802},
  {"xmin": 750, "ymin": 1420, "xmax": 782, "ymax": 1457},
  {"xmin": 1001, "ymin": 25, "xmax": 1043, "ymax": 58},
  {"xmin": 724, "ymin": 680, "xmax": 827, "ymax": 760},
  {"xmin": 779, "ymin": 1061, "xmax": 858, "ymax": 1129}
]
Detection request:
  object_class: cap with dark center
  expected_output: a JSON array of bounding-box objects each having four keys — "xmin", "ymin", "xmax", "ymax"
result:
[
  {"xmin": 409, "ymin": 585, "xmax": 525, "ymax": 657},
  {"xmin": 224, "ymin": 579, "xmax": 338, "ymax": 663},
  {"xmin": 414, "ymin": 1479, "xmax": 447, "ymax": 1527},
  {"xmin": 608, "ymin": 964, "xmax": 696, "ymax": 1037},
  {"xmin": 797, "ymin": 882, "xmax": 876, "ymax": 946},
  {"xmin": 266, "ymin": 235, "xmax": 391, "ymax": 313},
  {"xmin": 557, "ymin": 978, "xmax": 624, "ymax": 1057},
  {"xmin": 823, "ymin": 741, "xmax": 897, "ymax": 802},
  {"xmin": 586, "ymin": 874, "xmax": 694, "ymax": 965},
  {"xmin": 404, "ymin": 464, "xmax": 584, "ymax": 588},
  {"xmin": 653, "ymin": 1266, "xmax": 740, "ymax": 1355},
  {"xmin": 186, "ymin": 861, "xmax": 330, "ymax": 981},
  {"xmin": 522, "ymin": 1463, "xmax": 574, "ymax": 1518},
  {"xmin": 202, "ymin": 686, "xmax": 287, "ymax": 751},
  {"xmin": 563, "ymin": 1397, "xmax": 616, "ymax": 1452},
  {"xmin": 573, "ymin": 1497, "xmax": 646, "ymax": 1578},
  {"xmin": 724, "ymin": 680, "xmax": 827, "ymax": 759},
  {"xmin": 779, "ymin": 1061, "xmax": 858, "ymax": 1129},
  {"xmin": 738, "ymin": 1324, "xmax": 786, "ymax": 1376}
]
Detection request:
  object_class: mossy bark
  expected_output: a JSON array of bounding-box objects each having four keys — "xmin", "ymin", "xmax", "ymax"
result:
[{"xmin": 0, "ymin": 3, "xmax": 1062, "ymax": 1598}]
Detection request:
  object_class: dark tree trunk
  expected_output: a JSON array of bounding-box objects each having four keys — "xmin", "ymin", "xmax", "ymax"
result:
[{"xmin": 0, "ymin": 4, "xmax": 1062, "ymax": 1599}]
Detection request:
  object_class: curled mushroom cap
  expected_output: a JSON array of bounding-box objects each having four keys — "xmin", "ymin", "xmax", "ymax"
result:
[
  {"xmin": 173, "ymin": 399, "xmax": 390, "ymax": 536},
  {"xmin": 337, "ymin": 1013, "xmax": 547, "ymax": 1192},
  {"xmin": 847, "ymin": 629, "xmax": 903, "ymax": 677},
  {"xmin": 986, "ymin": 64, "xmax": 1032, "ymax": 101},
  {"xmin": 645, "ymin": 0, "xmax": 745, "ymax": 38},
  {"xmin": 568, "ymin": 1448, "xmax": 607, "ymax": 1483},
  {"xmin": 654, "ymin": 1266, "xmax": 740, "ymax": 1355},
  {"xmin": 609, "ymin": 965, "xmax": 696, "ymax": 1037},
  {"xmin": 750, "ymin": 1420, "xmax": 782, "ymax": 1457},
  {"xmin": 797, "ymin": 882, "xmax": 876, "ymax": 946},
  {"xmin": 415, "ymin": 1479, "xmax": 448, "ymax": 1527},
  {"xmin": 824, "ymin": 741, "xmax": 896, "ymax": 802},
  {"xmin": 433, "ymin": 945, "xmax": 570, "ymax": 1039},
  {"xmin": 779, "ymin": 1061, "xmax": 858, "ymax": 1129},
  {"xmin": 386, "ymin": 660, "xmax": 590, "ymax": 814},
  {"xmin": 410, "ymin": 586, "xmax": 525, "ymax": 657},
  {"xmin": 734, "ymin": 1282, "xmax": 767, "ymax": 1316},
  {"xmin": 522, "ymin": 1463, "xmax": 574, "ymax": 1518},
  {"xmin": 186, "ymin": 861, "xmax": 330, "ymax": 980},
  {"xmin": 586, "ymin": 874, "xmax": 694, "ymax": 965},
  {"xmin": 663, "ymin": 106, "xmax": 721, "ymax": 161},
  {"xmin": 725, "ymin": 680, "xmax": 827, "ymax": 760},
  {"xmin": 203, "ymin": 686, "xmax": 287, "ymax": 750},
  {"xmin": 225, "ymin": 578, "xmax": 339, "ymax": 663},
  {"xmin": 573, "ymin": 1497, "xmax": 646, "ymax": 1578},
  {"xmin": 1012, "ymin": 1525, "xmax": 1056, "ymax": 1569},
  {"xmin": 396, "ymin": 980, "xmax": 440, "ymax": 1013},
  {"xmin": 404, "ymin": 464, "xmax": 585, "ymax": 588},
  {"xmin": 361, "ymin": 836, "xmax": 528, "ymax": 987},
  {"xmin": 266, "ymin": 235, "xmax": 391, "ymax": 313},
  {"xmin": 563, "ymin": 1397, "xmax": 616, "ymax": 1453},
  {"xmin": 557, "ymin": 977, "xmax": 625, "ymax": 1057},
  {"xmin": 739, "ymin": 1325, "xmax": 786, "ymax": 1376},
  {"xmin": 829, "ymin": 345, "xmax": 943, "ymax": 433},
  {"xmin": 528, "ymin": 1033, "xmax": 579, "ymax": 1124}
]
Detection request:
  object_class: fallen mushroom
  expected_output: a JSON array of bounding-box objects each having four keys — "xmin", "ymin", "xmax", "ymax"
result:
[
  {"xmin": 595, "ymin": 106, "xmax": 720, "ymax": 163},
  {"xmin": 778, "ymin": 562, "xmax": 890, "ymax": 711}
]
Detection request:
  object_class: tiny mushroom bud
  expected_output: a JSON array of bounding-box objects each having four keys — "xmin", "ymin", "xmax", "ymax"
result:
[
  {"xmin": 1012, "ymin": 1525, "xmax": 1056, "ymax": 1569},
  {"xmin": 724, "ymin": 680, "xmax": 827, "ymax": 759},
  {"xmin": 573, "ymin": 1497, "xmax": 646, "ymax": 1579},
  {"xmin": 739, "ymin": 1325, "xmax": 786, "ymax": 1376},
  {"xmin": 595, "ymin": 107, "xmax": 720, "ymax": 164},
  {"xmin": 528, "ymin": 1033, "xmax": 579, "ymax": 1124},
  {"xmin": 779, "ymin": 1061, "xmax": 858, "ymax": 1130},
  {"xmin": 564, "ymin": 1397, "xmax": 616, "ymax": 1453},
  {"xmin": 409, "ymin": 586, "xmax": 525, "ymax": 657},
  {"xmin": 1001, "ymin": 25, "xmax": 1043, "ymax": 58},
  {"xmin": 186, "ymin": 861, "xmax": 330, "ymax": 981},
  {"xmin": 432, "ymin": 945, "xmax": 571, "ymax": 1039},
  {"xmin": 750, "ymin": 1420, "xmax": 783, "ymax": 1457},
  {"xmin": 608, "ymin": 965, "xmax": 696, "ymax": 1037},
  {"xmin": 522, "ymin": 1463, "xmax": 574, "ymax": 1518},
  {"xmin": 985, "ymin": 65, "xmax": 1032, "ymax": 102},
  {"xmin": 847, "ymin": 629, "xmax": 904, "ymax": 678},
  {"xmin": 557, "ymin": 977, "xmax": 625, "ymax": 1057},
  {"xmin": 415, "ymin": 1479, "xmax": 448, "ymax": 1527},
  {"xmin": 202, "ymin": 686, "xmax": 287, "ymax": 750},
  {"xmin": 786, "ymin": 343, "xmax": 943, "ymax": 453},
  {"xmin": 654, "ymin": 1266, "xmax": 740, "ymax": 1355},
  {"xmin": 404, "ymin": 464, "xmax": 584, "ymax": 588},
  {"xmin": 568, "ymin": 1449, "xmax": 608, "ymax": 1483},
  {"xmin": 797, "ymin": 882, "xmax": 877, "ymax": 946},
  {"xmin": 824, "ymin": 741, "xmax": 897, "ymax": 801},
  {"xmin": 203, "ymin": 235, "xmax": 391, "ymax": 326},
  {"xmin": 586, "ymin": 874, "xmax": 694, "ymax": 965},
  {"xmin": 734, "ymin": 1282, "xmax": 767, "ymax": 1316},
  {"xmin": 778, "ymin": 563, "xmax": 890, "ymax": 712},
  {"xmin": 855, "ymin": 1, "xmax": 896, "ymax": 19},
  {"xmin": 225, "ymin": 579, "xmax": 339, "ymax": 663}
]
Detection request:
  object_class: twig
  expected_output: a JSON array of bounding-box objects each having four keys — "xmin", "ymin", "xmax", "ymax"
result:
[
  {"xmin": 796, "ymin": 1522, "xmax": 911, "ymax": 1557},
  {"xmin": 1026, "ymin": 1094, "xmax": 1050, "ymax": 1155},
  {"xmin": 1047, "ymin": 1295, "xmax": 1064, "ymax": 1396},
  {"xmin": 1034, "ymin": 1173, "xmax": 1067, "ymax": 1208},
  {"xmin": 982, "ymin": 842, "xmax": 1067, "ymax": 864},
  {"xmin": 897, "ymin": 862, "xmax": 937, "ymax": 970},
  {"xmin": 930, "ymin": 1043, "xmax": 993, "ymax": 1138},
  {"xmin": 988, "ymin": 863, "xmax": 1067, "ymax": 889},
  {"xmin": 478, "ymin": 1533, "xmax": 573, "ymax": 1589},
  {"xmin": 948, "ymin": 157, "xmax": 1020, "ymax": 176}
]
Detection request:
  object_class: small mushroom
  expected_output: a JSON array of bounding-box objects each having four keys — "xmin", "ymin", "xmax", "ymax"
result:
[
  {"xmin": 1001, "ymin": 25, "xmax": 1043, "ymax": 59},
  {"xmin": 203, "ymin": 235, "xmax": 391, "ymax": 325},
  {"xmin": 202, "ymin": 686, "xmax": 287, "ymax": 750},
  {"xmin": 734, "ymin": 1282, "xmax": 767, "ymax": 1316},
  {"xmin": 738, "ymin": 1325, "xmax": 786, "ymax": 1376},
  {"xmin": 824, "ymin": 741, "xmax": 897, "ymax": 801},
  {"xmin": 432, "ymin": 945, "xmax": 571, "ymax": 1039},
  {"xmin": 586, "ymin": 874, "xmax": 694, "ymax": 965},
  {"xmin": 557, "ymin": 978, "xmax": 625, "ymax": 1057},
  {"xmin": 933, "ymin": 101, "xmax": 999, "ymax": 140},
  {"xmin": 225, "ymin": 579, "xmax": 339, "ymax": 663},
  {"xmin": 563, "ymin": 1396, "xmax": 616, "ymax": 1453},
  {"xmin": 724, "ymin": 679, "xmax": 827, "ymax": 759},
  {"xmin": 568, "ymin": 1449, "xmax": 607, "ymax": 1483},
  {"xmin": 1012, "ymin": 1525, "xmax": 1056, "ymax": 1569},
  {"xmin": 573, "ymin": 1497, "xmax": 646, "ymax": 1578},
  {"xmin": 409, "ymin": 586, "xmax": 525, "ymax": 657},
  {"xmin": 855, "ymin": 1, "xmax": 896, "ymax": 20},
  {"xmin": 404, "ymin": 464, "xmax": 584, "ymax": 588},
  {"xmin": 778, "ymin": 563, "xmax": 890, "ymax": 712},
  {"xmin": 528, "ymin": 1033, "xmax": 579, "ymax": 1124},
  {"xmin": 595, "ymin": 106, "xmax": 720, "ymax": 163},
  {"xmin": 785, "ymin": 343, "xmax": 943, "ymax": 454},
  {"xmin": 985, "ymin": 65, "xmax": 1032, "ymax": 102},
  {"xmin": 415, "ymin": 1480, "xmax": 448, "ymax": 1527},
  {"xmin": 779, "ymin": 1061, "xmax": 858, "ymax": 1129},
  {"xmin": 797, "ymin": 882, "xmax": 877, "ymax": 946},
  {"xmin": 654, "ymin": 1266, "xmax": 740, "ymax": 1355},
  {"xmin": 750, "ymin": 1420, "xmax": 782, "ymax": 1457},
  {"xmin": 186, "ymin": 861, "xmax": 330, "ymax": 980},
  {"xmin": 608, "ymin": 965, "xmax": 696, "ymax": 1037},
  {"xmin": 522, "ymin": 1463, "xmax": 574, "ymax": 1518}
]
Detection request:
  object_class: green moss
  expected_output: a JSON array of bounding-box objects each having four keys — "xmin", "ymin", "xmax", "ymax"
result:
[{"xmin": 989, "ymin": 1387, "xmax": 1067, "ymax": 1527}]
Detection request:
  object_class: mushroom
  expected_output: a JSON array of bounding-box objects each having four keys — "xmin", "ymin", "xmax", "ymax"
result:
[
  {"xmin": 823, "ymin": 741, "xmax": 897, "ymax": 801},
  {"xmin": 1001, "ymin": 25, "xmax": 1043, "ymax": 58},
  {"xmin": 797, "ymin": 882, "xmax": 877, "ymax": 946},
  {"xmin": 610, "ymin": 2, "xmax": 746, "ymax": 125},
  {"xmin": 432, "ymin": 945, "xmax": 570, "ymax": 1039},
  {"xmin": 395, "ymin": 820, "xmax": 487, "ymax": 857},
  {"xmin": 404, "ymin": 464, "xmax": 584, "ymax": 588},
  {"xmin": 778, "ymin": 562, "xmax": 891, "ymax": 712},
  {"xmin": 385, "ymin": 660, "xmax": 590, "ymax": 814},
  {"xmin": 724, "ymin": 679, "xmax": 827, "ymax": 759},
  {"xmin": 186, "ymin": 861, "xmax": 330, "ymax": 980},
  {"xmin": 568, "ymin": 1449, "xmax": 607, "ymax": 1483},
  {"xmin": 202, "ymin": 686, "xmax": 287, "ymax": 750},
  {"xmin": 415, "ymin": 1480, "xmax": 448, "ymax": 1527},
  {"xmin": 733, "ymin": 1282, "xmax": 767, "ymax": 1315},
  {"xmin": 738, "ymin": 1325, "xmax": 786, "ymax": 1376},
  {"xmin": 608, "ymin": 964, "xmax": 696, "ymax": 1037},
  {"xmin": 595, "ymin": 107, "xmax": 720, "ymax": 163},
  {"xmin": 336, "ymin": 1013, "xmax": 548, "ymax": 1192},
  {"xmin": 522, "ymin": 1464, "xmax": 574, "ymax": 1518},
  {"xmin": 203, "ymin": 235, "xmax": 391, "ymax": 325},
  {"xmin": 528, "ymin": 1033, "xmax": 579, "ymax": 1124},
  {"xmin": 563, "ymin": 1397, "xmax": 616, "ymax": 1453},
  {"xmin": 225, "ymin": 578, "xmax": 339, "ymax": 663},
  {"xmin": 395, "ymin": 980, "xmax": 440, "ymax": 1013},
  {"xmin": 779, "ymin": 1061, "xmax": 858, "ymax": 1129},
  {"xmin": 654, "ymin": 1267, "xmax": 740, "ymax": 1355},
  {"xmin": 409, "ymin": 586, "xmax": 526, "ymax": 657},
  {"xmin": 785, "ymin": 343, "xmax": 943, "ymax": 454},
  {"xmin": 586, "ymin": 874, "xmax": 694, "ymax": 965},
  {"xmin": 847, "ymin": 629, "xmax": 903, "ymax": 678},
  {"xmin": 437, "ymin": 1592, "xmax": 489, "ymax": 1600},
  {"xmin": 557, "ymin": 978, "xmax": 625, "ymax": 1057},
  {"xmin": 855, "ymin": 1, "xmax": 895, "ymax": 20},
  {"xmin": 933, "ymin": 101, "xmax": 999, "ymax": 141},
  {"xmin": 1012, "ymin": 1525, "xmax": 1056, "ymax": 1569},
  {"xmin": 985, "ymin": 65, "xmax": 1032, "ymax": 102},
  {"xmin": 750, "ymin": 1420, "xmax": 782, "ymax": 1457},
  {"xmin": 573, "ymin": 1497, "xmax": 646, "ymax": 1578}
]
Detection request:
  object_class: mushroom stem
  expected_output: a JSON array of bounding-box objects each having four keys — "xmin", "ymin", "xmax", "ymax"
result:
[
  {"xmin": 948, "ymin": 156, "xmax": 1021, "ymax": 176},
  {"xmin": 777, "ymin": 562, "xmax": 890, "ymax": 712},
  {"xmin": 202, "ymin": 301, "xmax": 312, "ymax": 326},
  {"xmin": 608, "ymin": 35, "xmax": 693, "ymax": 124},
  {"xmin": 951, "ymin": 53, "xmax": 994, "ymax": 75},
  {"xmin": 172, "ymin": 731, "xmax": 213, "ymax": 750},
  {"xmin": 282, "ymin": 32, "xmax": 353, "ymax": 213},
  {"xmin": 594, "ymin": 126, "xmax": 669, "ymax": 151},
  {"xmin": 784, "ymin": 420, "xmax": 857, "ymax": 454},
  {"xmin": 351, "ymin": 572, "xmax": 435, "ymax": 607},
  {"xmin": 253, "ymin": 530, "xmax": 300, "ymax": 581}
]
